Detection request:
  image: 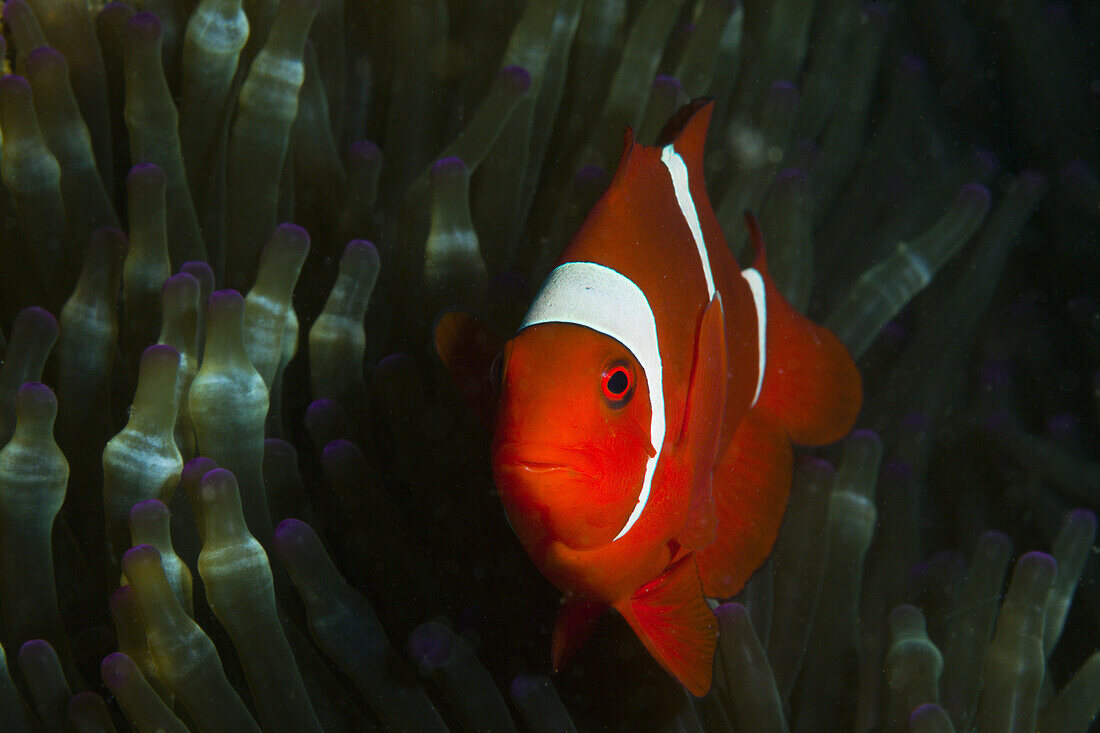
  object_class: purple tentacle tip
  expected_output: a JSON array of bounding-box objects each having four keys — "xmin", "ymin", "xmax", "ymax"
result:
[
  {"xmin": 129, "ymin": 498, "xmax": 169, "ymax": 523},
  {"xmin": 128, "ymin": 11, "xmax": 162, "ymax": 38},
  {"xmin": 0, "ymin": 74, "xmax": 31, "ymax": 97},
  {"xmin": 163, "ymin": 271, "xmax": 200, "ymax": 295},
  {"xmin": 957, "ymin": 182, "xmax": 992, "ymax": 209},
  {"xmin": 274, "ymin": 517, "xmax": 311, "ymax": 552},
  {"xmin": 773, "ymin": 167, "xmax": 808, "ymax": 186},
  {"xmin": 142, "ymin": 342, "xmax": 181, "ymax": 363},
  {"xmin": 128, "ymin": 161, "xmax": 166, "ymax": 184},
  {"xmin": 863, "ymin": 2, "xmax": 888, "ymax": 23},
  {"xmin": 510, "ymin": 673, "xmax": 544, "ymax": 700},
  {"xmin": 909, "ymin": 703, "xmax": 948, "ymax": 725},
  {"xmin": 207, "ymin": 288, "xmax": 244, "ymax": 310},
  {"xmin": 979, "ymin": 358, "xmax": 1012, "ymax": 389},
  {"xmin": 900, "ymin": 54, "xmax": 928, "ymax": 76},
  {"xmin": 883, "ymin": 458, "xmax": 913, "ymax": 483},
  {"xmin": 1017, "ymin": 168, "xmax": 1048, "ymax": 197},
  {"xmin": 1017, "ymin": 551, "xmax": 1058, "ymax": 582},
  {"xmin": 488, "ymin": 271, "xmax": 530, "ymax": 302},
  {"xmin": 17, "ymin": 639, "xmax": 56, "ymax": 668},
  {"xmin": 796, "ymin": 455, "xmax": 835, "ymax": 474},
  {"xmin": 500, "ymin": 65, "xmax": 532, "ymax": 94},
  {"xmin": 431, "ymin": 156, "xmax": 468, "ymax": 179},
  {"xmin": 576, "ymin": 165, "xmax": 608, "ymax": 186},
  {"xmin": 273, "ymin": 221, "xmax": 310, "ymax": 241},
  {"xmin": 320, "ymin": 437, "xmax": 355, "ymax": 461},
  {"xmin": 341, "ymin": 239, "xmax": 380, "ymax": 272},
  {"xmin": 109, "ymin": 584, "xmax": 133, "ymax": 608},
  {"xmin": 181, "ymin": 260, "xmax": 214, "ymax": 281},
  {"xmin": 653, "ymin": 74, "xmax": 681, "ymax": 92},
  {"xmin": 714, "ymin": 601, "xmax": 748, "ymax": 624},
  {"xmin": 121, "ymin": 544, "xmax": 161, "ymax": 573},
  {"xmin": 16, "ymin": 380, "xmax": 53, "ymax": 403},
  {"xmin": 902, "ymin": 412, "xmax": 930, "ymax": 431},
  {"xmin": 1062, "ymin": 509, "xmax": 1096, "ymax": 540},
  {"xmin": 24, "ymin": 46, "xmax": 63, "ymax": 73},
  {"xmin": 377, "ymin": 352, "xmax": 414, "ymax": 371},
  {"xmin": 978, "ymin": 530, "xmax": 1012, "ymax": 557},
  {"xmin": 349, "ymin": 140, "xmax": 381, "ymax": 161},
  {"xmin": 880, "ymin": 319, "xmax": 907, "ymax": 342},
  {"xmin": 305, "ymin": 397, "xmax": 342, "ymax": 423},
  {"xmin": 768, "ymin": 80, "xmax": 799, "ymax": 102},
  {"xmin": 972, "ymin": 148, "xmax": 1000, "ymax": 179},
  {"xmin": 100, "ymin": 653, "xmax": 130, "ymax": 687},
  {"xmin": 408, "ymin": 622, "xmax": 454, "ymax": 670}
]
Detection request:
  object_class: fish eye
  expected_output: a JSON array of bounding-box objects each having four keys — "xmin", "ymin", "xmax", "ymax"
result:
[{"xmin": 600, "ymin": 361, "xmax": 635, "ymax": 407}]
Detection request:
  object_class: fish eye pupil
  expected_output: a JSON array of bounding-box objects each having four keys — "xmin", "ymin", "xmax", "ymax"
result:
[
  {"xmin": 607, "ymin": 369, "xmax": 629, "ymax": 395},
  {"xmin": 601, "ymin": 364, "xmax": 633, "ymax": 404}
]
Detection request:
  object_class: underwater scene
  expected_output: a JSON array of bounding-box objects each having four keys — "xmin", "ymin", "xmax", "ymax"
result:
[{"xmin": 0, "ymin": 0, "xmax": 1096, "ymax": 730}]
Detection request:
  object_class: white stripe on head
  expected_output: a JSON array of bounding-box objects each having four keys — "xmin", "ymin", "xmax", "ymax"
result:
[
  {"xmin": 741, "ymin": 268, "xmax": 767, "ymax": 406},
  {"xmin": 520, "ymin": 261, "xmax": 664, "ymax": 541},
  {"xmin": 660, "ymin": 144, "xmax": 715, "ymax": 298}
]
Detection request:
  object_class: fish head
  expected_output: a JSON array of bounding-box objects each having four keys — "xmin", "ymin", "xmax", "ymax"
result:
[{"xmin": 492, "ymin": 322, "xmax": 655, "ymax": 554}]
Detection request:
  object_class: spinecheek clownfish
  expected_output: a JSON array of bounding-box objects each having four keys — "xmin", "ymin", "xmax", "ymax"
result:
[{"xmin": 437, "ymin": 99, "xmax": 861, "ymax": 696}]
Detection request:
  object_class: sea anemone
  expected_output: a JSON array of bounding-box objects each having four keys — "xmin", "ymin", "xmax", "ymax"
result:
[{"xmin": 0, "ymin": 0, "xmax": 1096, "ymax": 730}]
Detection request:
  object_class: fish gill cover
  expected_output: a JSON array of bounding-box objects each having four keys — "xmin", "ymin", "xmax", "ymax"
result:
[{"xmin": 0, "ymin": 0, "xmax": 1095, "ymax": 731}]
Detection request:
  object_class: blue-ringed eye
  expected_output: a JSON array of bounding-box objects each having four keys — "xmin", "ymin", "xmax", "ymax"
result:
[{"xmin": 601, "ymin": 362, "xmax": 634, "ymax": 406}]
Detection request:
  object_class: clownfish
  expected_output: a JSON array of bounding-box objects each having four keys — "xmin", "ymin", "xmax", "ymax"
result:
[{"xmin": 436, "ymin": 99, "xmax": 861, "ymax": 696}]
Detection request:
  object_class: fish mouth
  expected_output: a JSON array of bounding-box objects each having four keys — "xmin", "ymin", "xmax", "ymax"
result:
[
  {"xmin": 507, "ymin": 461, "xmax": 573, "ymax": 474},
  {"xmin": 492, "ymin": 442, "xmax": 600, "ymax": 481}
]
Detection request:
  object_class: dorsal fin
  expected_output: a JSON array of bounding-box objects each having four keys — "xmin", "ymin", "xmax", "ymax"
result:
[
  {"xmin": 742, "ymin": 213, "xmax": 862, "ymax": 445},
  {"xmin": 602, "ymin": 100, "xmax": 715, "ymax": 218},
  {"xmin": 655, "ymin": 98, "xmax": 715, "ymax": 152}
]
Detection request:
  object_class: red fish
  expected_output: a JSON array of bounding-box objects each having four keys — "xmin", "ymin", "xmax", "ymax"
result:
[{"xmin": 436, "ymin": 100, "xmax": 861, "ymax": 696}]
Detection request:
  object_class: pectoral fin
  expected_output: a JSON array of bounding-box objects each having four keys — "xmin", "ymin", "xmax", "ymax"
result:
[
  {"xmin": 615, "ymin": 556, "xmax": 717, "ymax": 697},
  {"xmin": 433, "ymin": 310, "xmax": 504, "ymax": 428},
  {"xmin": 675, "ymin": 295, "xmax": 727, "ymax": 551}
]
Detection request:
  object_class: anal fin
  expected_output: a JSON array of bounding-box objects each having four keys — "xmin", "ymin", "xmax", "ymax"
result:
[
  {"xmin": 615, "ymin": 556, "xmax": 717, "ymax": 697},
  {"xmin": 696, "ymin": 408, "xmax": 793, "ymax": 599},
  {"xmin": 552, "ymin": 596, "xmax": 605, "ymax": 673}
]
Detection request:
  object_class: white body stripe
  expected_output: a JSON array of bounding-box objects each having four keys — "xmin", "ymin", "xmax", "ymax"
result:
[
  {"xmin": 661, "ymin": 144, "xmax": 715, "ymax": 298},
  {"xmin": 741, "ymin": 268, "xmax": 767, "ymax": 406},
  {"xmin": 520, "ymin": 261, "xmax": 665, "ymax": 541}
]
